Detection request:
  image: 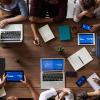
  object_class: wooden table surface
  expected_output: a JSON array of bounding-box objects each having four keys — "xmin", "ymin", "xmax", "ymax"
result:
[{"xmin": 0, "ymin": 19, "xmax": 100, "ymax": 98}]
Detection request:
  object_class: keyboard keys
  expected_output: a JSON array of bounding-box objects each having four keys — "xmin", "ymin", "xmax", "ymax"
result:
[
  {"xmin": 43, "ymin": 73, "xmax": 63, "ymax": 81},
  {"xmin": 1, "ymin": 31, "xmax": 21, "ymax": 41}
]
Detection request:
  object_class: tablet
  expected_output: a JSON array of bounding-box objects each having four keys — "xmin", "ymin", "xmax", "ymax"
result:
[
  {"xmin": 78, "ymin": 33, "xmax": 95, "ymax": 45},
  {"xmin": 5, "ymin": 71, "xmax": 24, "ymax": 82}
]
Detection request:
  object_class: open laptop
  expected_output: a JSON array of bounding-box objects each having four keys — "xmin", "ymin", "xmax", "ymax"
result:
[
  {"xmin": 40, "ymin": 58, "xmax": 65, "ymax": 89},
  {"xmin": 0, "ymin": 24, "xmax": 23, "ymax": 43}
]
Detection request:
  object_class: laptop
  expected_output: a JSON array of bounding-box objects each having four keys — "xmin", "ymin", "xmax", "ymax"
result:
[
  {"xmin": 40, "ymin": 58, "xmax": 65, "ymax": 89},
  {"xmin": 78, "ymin": 33, "xmax": 95, "ymax": 45},
  {"xmin": 0, "ymin": 24, "xmax": 23, "ymax": 43}
]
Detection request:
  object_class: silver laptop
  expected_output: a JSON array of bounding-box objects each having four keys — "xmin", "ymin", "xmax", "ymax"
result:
[
  {"xmin": 40, "ymin": 58, "xmax": 65, "ymax": 89},
  {"xmin": 0, "ymin": 24, "xmax": 23, "ymax": 43}
]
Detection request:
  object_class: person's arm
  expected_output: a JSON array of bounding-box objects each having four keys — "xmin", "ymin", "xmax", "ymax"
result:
[
  {"xmin": 39, "ymin": 88, "xmax": 57, "ymax": 100},
  {"xmin": 21, "ymin": 76, "xmax": 39, "ymax": 100},
  {"xmin": 0, "ymin": 74, "xmax": 6, "ymax": 88},
  {"xmin": 31, "ymin": 24, "xmax": 40, "ymax": 46},
  {"xmin": 91, "ymin": 23, "xmax": 100, "ymax": 32},
  {"xmin": 29, "ymin": 16, "xmax": 53, "ymax": 23},
  {"xmin": 0, "ymin": 0, "xmax": 28, "ymax": 28},
  {"xmin": 87, "ymin": 90, "xmax": 100, "ymax": 96},
  {"xmin": 0, "ymin": 15, "xmax": 27, "ymax": 28}
]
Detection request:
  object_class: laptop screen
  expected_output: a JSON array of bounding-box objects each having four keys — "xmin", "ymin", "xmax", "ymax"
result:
[
  {"xmin": 78, "ymin": 33, "xmax": 95, "ymax": 44},
  {"xmin": 41, "ymin": 58, "xmax": 64, "ymax": 71}
]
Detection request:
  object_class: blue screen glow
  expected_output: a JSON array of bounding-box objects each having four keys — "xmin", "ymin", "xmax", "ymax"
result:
[
  {"xmin": 41, "ymin": 59, "xmax": 64, "ymax": 71},
  {"xmin": 6, "ymin": 71, "xmax": 24, "ymax": 82},
  {"xmin": 79, "ymin": 34, "xmax": 94, "ymax": 44}
]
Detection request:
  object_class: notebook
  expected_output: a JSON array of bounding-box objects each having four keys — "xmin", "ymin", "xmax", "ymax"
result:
[
  {"xmin": 40, "ymin": 58, "xmax": 65, "ymax": 89},
  {"xmin": 38, "ymin": 24, "xmax": 55, "ymax": 42},
  {"xmin": 87, "ymin": 73, "xmax": 100, "ymax": 90},
  {"xmin": 58, "ymin": 25, "xmax": 71, "ymax": 41},
  {"xmin": 67, "ymin": 47, "xmax": 93, "ymax": 71}
]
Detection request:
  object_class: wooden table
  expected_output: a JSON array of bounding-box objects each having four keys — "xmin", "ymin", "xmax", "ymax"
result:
[{"xmin": 0, "ymin": 19, "xmax": 100, "ymax": 98}]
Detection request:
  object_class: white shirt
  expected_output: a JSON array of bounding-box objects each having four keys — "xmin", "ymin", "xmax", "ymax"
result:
[
  {"xmin": 73, "ymin": 0, "xmax": 100, "ymax": 22},
  {"xmin": 39, "ymin": 88, "xmax": 74, "ymax": 100}
]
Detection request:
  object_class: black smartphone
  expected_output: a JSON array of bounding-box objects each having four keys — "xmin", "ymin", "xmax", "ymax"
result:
[
  {"xmin": 82, "ymin": 24, "xmax": 92, "ymax": 31},
  {"xmin": 66, "ymin": 71, "xmax": 77, "ymax": 77},
  {"xmin": 76, "ymin": 76, "xmax": 87, "ymax": 87}
]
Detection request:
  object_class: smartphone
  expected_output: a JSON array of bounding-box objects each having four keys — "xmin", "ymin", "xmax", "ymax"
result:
[
  {"xmin": 82, "ymin": 24, "xmax": 92, "ymax": 31},
  {"xmin": 66, "ymin": 71, "xmax": 77, "ymax": 77},
  {"xmin": 76, "ymin": 76, "xmax": 87, "ymax": 87}
]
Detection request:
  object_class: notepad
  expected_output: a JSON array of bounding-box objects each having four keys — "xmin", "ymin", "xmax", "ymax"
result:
[
  {"xmin": 0, "ymin": 79, "xmax": 6, "ymax": 97},
  {"xmin": 38, "ymin": 24, "xmax": 55, "ymax": 42},
  {"xmin": 87, "ymin": 73, "xmax": 100, "ymax": 90},
  {"xmin": 58, "ymin": 25, "xmax": 71, "ymax": 41},
  {"xmin": 67, "ymin": 47, "xmax": 93, "ymax": 71}
]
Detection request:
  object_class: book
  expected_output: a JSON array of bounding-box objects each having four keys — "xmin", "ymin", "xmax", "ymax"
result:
[
  {"xmin": 58, "ymin": 25, "xmax": 71, "ymax": 41},
  {"xmin": 67, "ymin": 47, "xmax": 93, "ymax": 71},
  {"xmin": 87, "ymin": 73, "xmax": 100, "ymax": 90},
  {"xmin": 38, "ymin": 24, "xmax": 55, "ymax": 43}
]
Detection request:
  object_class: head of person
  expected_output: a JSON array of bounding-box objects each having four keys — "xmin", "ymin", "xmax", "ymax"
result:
[
  {"xmin": 82, "ymin": 0, "xmax": 96, "ymax": 10},
  {"xmin": 6, "ymin": 96, "xmax": 18, "ymax": 100},
  {"xmin": 45, "ymin": 0, "xmax": 59, "ymax": 4},
  {"xmin": 0, "ymin": 0, "xmax": 12, "ymax": 5}
]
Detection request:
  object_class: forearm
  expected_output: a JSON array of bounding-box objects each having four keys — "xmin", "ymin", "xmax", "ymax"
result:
[
  {"xmin": 26, "ymin": 84, "xmax": 38, "ymax": 100},
  {"xmin": 77, "ymin": 11, "xmax": 86, "ymax": 21},
  {"xmin": 29, "ymin": 16, "xmax": 53, "ymax": 23},
  {"xmin": 6, "ymin": 15, "xmax": 27, "ymax": 23},
  {"xmin": 31, "ymin": 24, "xmax": 38, "ymax": 38}
]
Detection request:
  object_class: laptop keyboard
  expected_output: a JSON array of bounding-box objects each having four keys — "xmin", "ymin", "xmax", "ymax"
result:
[
  {"xmin": 43, "ymin": 73, "xmax": 63, "ymax": 81},
  {"xmin": 1, "ymin": 31, "xmax": 21, "ymax": 41}
]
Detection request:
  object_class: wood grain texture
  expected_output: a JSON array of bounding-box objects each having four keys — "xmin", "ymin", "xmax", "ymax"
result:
[{"xmin": 0, "ymin": 19, "xmax": 100, "ymax": 98}]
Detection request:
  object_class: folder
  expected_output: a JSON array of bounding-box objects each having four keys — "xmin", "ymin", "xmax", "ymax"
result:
[{"xmin": 58, "ymin": 25, "xmax": 71, "ymax": 41}]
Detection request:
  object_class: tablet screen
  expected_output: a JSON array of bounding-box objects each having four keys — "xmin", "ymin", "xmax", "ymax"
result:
[
  {"xmin": 5, "ymin": 71, "xmax": 24, "ymax": 82},
  {"xmin": 78, "ymin": 33, "xmax": 95, "ymax": 45}
]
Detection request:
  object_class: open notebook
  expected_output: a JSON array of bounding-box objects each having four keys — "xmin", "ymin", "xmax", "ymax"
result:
[
  {"xmin": 87, "ymin": 73, "xmax": 100, "ymax": 90},
  {"xmin": 67, "ymin": 47, "xmax": 93, "ymax": 71}
]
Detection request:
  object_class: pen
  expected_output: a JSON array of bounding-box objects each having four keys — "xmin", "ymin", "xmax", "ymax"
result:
[{"xmin": 78, "ymin": 56, "xmax": 84, "ymax": 64}]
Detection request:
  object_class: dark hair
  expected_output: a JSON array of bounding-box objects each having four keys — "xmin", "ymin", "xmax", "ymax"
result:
[
  {"xmin": 82, "ymin": 0, "xmax": 96, "ymax": 10},
  {"xmin": 0, "ymin": 0, "xmax": 12, "ymax": 5}
]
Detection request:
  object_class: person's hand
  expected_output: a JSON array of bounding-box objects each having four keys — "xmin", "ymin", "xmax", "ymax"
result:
[
  {"xmin": 93, "ymin": 78, "xmax": 100, "ymax": 85},
  {"xmin": 33, "ymin": 37, "xmax": 40, "ymax": 46},
  {"xmin": 0, "ymin": 19, "xmax": 8, "ymax": 28},
  {"xmin": 2, "ymin": 74, "xmax": 6, "ymax": 83},
  {"xmin": 93, "ymin": 90, "xmax": 100, "ymax": 95},
  {"xmin": 90, "ymin": 24, "xmax": 100, "ymax": 32},
  {"xmin": 20, "ymin": 75, "xmax": 27, "ymax": 85}
]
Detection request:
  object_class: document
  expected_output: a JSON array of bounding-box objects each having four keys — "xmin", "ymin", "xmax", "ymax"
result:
[
  {"xmin": 67, "ymin": 47, "xmax": 93, "ymax": 71},
  {"xmin": 38, "ymin": 24, "xmax": 55, "ymax": 42},
  {"xmin": 87, "ymin": 73, "xmax": 100, "ymax": 90}
]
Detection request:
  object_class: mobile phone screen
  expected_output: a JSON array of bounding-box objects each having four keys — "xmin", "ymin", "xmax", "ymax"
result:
[
  {"xmin": 82, "ymin": 24, "xmax": 92, "ymax": 31},
  {"xmin": 76, "ymin": 76, "xmax": 87, "ymax": 87}
]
